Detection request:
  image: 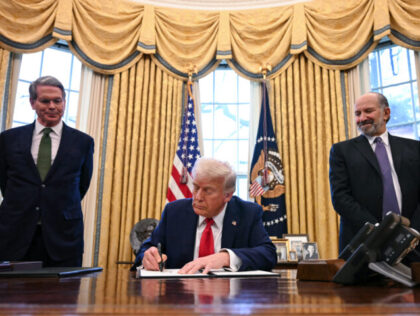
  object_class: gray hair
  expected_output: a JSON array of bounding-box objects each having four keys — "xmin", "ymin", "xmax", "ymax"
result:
[
  {"xmin": 370, "ymin": 92, "xmax": 390, "ymax": 122},
  {"xmin": 192, "ymin": 157, "xmax": 236, "ymax": 193},
  {"xmin": 29, "ymin": 76, "xmax": 66, "ymax": 101},
  {"xmin": 371, "ymin": 92, "xmax": 389, "ymax": 109}
]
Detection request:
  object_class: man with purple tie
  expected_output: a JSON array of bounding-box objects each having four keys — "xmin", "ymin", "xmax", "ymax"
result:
[{"xmin": 329, "ymin": 92, "xmax": 420, "ymax": 256}]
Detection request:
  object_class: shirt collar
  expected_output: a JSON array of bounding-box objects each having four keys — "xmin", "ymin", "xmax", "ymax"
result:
[
  {"xmin": 198, "ymin": 203, "xmax": 227, "ymax": 229},
  {"xmin": 34, "ymin": 119, "xmax": 63, "ymax": 136},
  {"xmin": 365, "ymin": 130, "xmax": 389, "ymax": 147}
]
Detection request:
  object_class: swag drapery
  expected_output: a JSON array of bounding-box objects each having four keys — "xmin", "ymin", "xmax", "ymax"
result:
[
  {"xmin": 1, "ymin": 0, "xmax": 420, "ymax": 78},
  {"xmin": 0, "ymin": 0, "xmax": 420, "ymax": 266}
]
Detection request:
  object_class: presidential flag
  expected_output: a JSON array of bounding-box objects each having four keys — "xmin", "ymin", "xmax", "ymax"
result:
[
  {"xmin": 249, "ymin": 81, "xmax": 287, "ymax": 237},
  {"xmin": 166, "ymin": 82, "xmax": 201, "ymax": 202}
]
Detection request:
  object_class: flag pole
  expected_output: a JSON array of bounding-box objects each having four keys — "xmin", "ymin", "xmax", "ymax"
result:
[
  {"xmin": 180, "ymin": 67, "xmax": 197, "ymax": 184},
  {"xmin": 259, "ymin": 65, "xmax": 272, "ymax": 186}
]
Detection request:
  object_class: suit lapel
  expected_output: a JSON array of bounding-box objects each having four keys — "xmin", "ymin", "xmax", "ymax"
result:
[
  {"xmin": 352, "ymin": 135, "xmax": 381, "ymax": 175},
  {"xmin": 388, "ymin": 134, "xmax": 402, "ymax": 175},
  {"xmin": 184, "ymin": 205, "xmax": 198, "ymax": 260},
  {"xmin": 221, "ymin": 200, "xmax": 240, "ymax": 248},
  {"xmin": 21, "ymin": 123, "xmax": 40, "ymax": 179}
]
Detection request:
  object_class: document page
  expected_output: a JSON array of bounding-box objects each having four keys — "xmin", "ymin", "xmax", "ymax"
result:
[
  {"xmin": 210, "ymin": 270, "xmax": 278, "ymax": 277},
  {"xmin": 136, "ymin": 268, "xmax": 278, "ymax": 278}
]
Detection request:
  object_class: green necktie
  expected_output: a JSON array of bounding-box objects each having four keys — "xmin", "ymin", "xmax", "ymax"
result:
[{"xmin": 37, "ymin": 128, "xmax": 52, "ymax": 181}]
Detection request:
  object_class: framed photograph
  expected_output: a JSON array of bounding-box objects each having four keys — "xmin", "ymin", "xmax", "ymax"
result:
[
  {"xmin": 302, "ymin": 242, "xmax": 319, "ymax": 260},
  {"xmin": 289, "ymin": 250, "xmax": 298, "ymax": 262},
  {"xmin": 282, "ymin": 234, "xmax": 309, "ymax": 261},
  {"xmin": 272, "ymin": 238, "xmax": 289, "ymax": 262}
]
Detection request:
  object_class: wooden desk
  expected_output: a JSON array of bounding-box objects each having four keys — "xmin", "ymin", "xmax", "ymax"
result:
[{"xmin": 1, "ymin": 265, "xmax": 420, "ymax": 315}]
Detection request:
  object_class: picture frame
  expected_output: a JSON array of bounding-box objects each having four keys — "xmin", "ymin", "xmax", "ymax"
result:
[
  {"xmin": 302, "ymin": 242, "xmax": 319, "ymax": 260},
  {"xmin": 271, "ymin": 238, "xmax": 290, "ymax": 262},
  {"xmin": 282, "ymin": 234, "xmax": 309, "ymax": 261},
  {"xmin": 288, "ymin": 250, "xmax": 298, "ymax": 262}
]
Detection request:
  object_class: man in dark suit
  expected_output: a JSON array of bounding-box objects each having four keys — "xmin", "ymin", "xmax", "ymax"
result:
[
  {"xmin": 0, "ymin": 76, "xmax": 94, "ymax": 267},
  {"xmin": 329, "ymin": 92, "xmax": 420, "ymax": 254},
  {"xmin": 133, "ymin": 157, "xmax": 277, "ymax": 273}
]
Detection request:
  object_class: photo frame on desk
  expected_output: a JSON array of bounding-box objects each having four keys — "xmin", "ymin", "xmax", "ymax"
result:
[
  {"xmin": 302, "ymin": 242, "xmax": 319, "ymax": 260},
  {"xmin": 289, "ymin": 250, "xmax": 298, "ymax": 262},
  {"xmin": 283, "ymin": 234, "xmax": 309, "ymax": 261},
  {"xmin": 271, "ymin": 238, "xmax": 290, "ymax": 262}
]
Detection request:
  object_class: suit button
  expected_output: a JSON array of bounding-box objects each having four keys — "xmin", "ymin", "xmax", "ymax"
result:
[
  {"xmin": 35, "ymin": 206, "xmax": 40, "ymax": 211},
  {"xmin": 41, "ymin": 184, "xmax": 46, "ymax": 188}
]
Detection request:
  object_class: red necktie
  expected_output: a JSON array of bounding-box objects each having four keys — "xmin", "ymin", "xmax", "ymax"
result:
[{"xmin": 199, "ymin": 218, "xmax": 215, "ymax": 257}]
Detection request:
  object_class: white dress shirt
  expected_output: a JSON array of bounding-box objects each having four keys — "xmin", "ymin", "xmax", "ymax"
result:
[
  {"xmin": 193, "ymin": 203, "xmax": 242, "ymax": 271},
  {"xmin": 365, "ymin": 130, "xmax": 402, "ymax": 213},
  {"xmin": 31, "ymin": 120, "xmax": 63, "ymax": 165}
]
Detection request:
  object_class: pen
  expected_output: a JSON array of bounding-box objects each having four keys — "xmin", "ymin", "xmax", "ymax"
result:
[{"xmin": 157, "ymin": 242, "xmax": 164, "ymax": 272}]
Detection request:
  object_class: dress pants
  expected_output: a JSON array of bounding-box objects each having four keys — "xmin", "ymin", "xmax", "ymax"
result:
[{"xmin": 22, "ymin": 224, "xmax": 82, "ymax": 267}]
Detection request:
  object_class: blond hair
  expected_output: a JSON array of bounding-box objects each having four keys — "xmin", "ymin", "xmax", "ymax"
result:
[{"xmin": 192, "ymin": 157, "xmax": 236, "ymax": 193}]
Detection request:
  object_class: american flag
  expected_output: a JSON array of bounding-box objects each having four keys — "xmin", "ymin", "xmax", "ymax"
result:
[
  {"xmin": 249, "ymin": 179, "xmax": 266, "ymax": 197},
  {"xmin": 166, "ymin": 82, "xmax": 201, "ymax": 202}
]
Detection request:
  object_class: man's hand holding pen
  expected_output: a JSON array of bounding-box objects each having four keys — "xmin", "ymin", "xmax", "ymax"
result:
[
  {"xmin": 141, "ymin": 244, "xmax": 231, "ymax": 274},
  {"xmin": 142, "ymin": 245, "xmax": 167, "ymax": 271}
]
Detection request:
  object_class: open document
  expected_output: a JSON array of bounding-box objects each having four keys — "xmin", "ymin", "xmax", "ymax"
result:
[{"xmin": 136, "ymin": 268, "xmax": 279, "ymax": 278}]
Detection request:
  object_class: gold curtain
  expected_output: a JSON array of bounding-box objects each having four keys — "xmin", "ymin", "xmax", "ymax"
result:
[
  {"xmin": 0, "ymin": 48, "xmax": 10, "ymax": 117},
  {"xmin": 98, "ymin": 56, "xmax": 183, "ymax": 267},
  {"xmin": 1, "ymin": 0, "xmax": 420, "ymax": 78},
  {"xmin": 270, "ymin": 55, "xmax": 350, "ymax": 259},
  {"xmin": 0, "ymin": 0, "xmax": 58, "ymax": 53},
  {"xmin": 68, "ymin": 0, "xmax": 144, "ymax": 74}
]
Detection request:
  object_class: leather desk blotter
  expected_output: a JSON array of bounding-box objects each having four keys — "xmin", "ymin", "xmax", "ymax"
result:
[
  {"xmin": 0, "ymin": 266, "xmax": 103, "ymax": 278},
  {"xmin": 0, "ymin": 262, "xmax": 12, "ymax": 271},
  {"xmin": 0, "ymin": 261, "xmax": 43, "ymax": 272},
  {"xmin": 12, "ymin": 261, "xmax": 43, "ymax": 271},
  {"xmin": 296, "ymin": 259, "xmax": 345, "ymax": 281}
]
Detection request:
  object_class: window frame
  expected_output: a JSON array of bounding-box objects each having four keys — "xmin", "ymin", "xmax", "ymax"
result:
[
  {"xmin": 368, "ymin": 40, "xmax": 420, "ymax": 140},
  {"xmin": 198, "ymin": 64, "xmax": 251, "ymax": 199},
  {"xmin": 11, "ymin": 42, "xmax": 82, "ymax": 128}
]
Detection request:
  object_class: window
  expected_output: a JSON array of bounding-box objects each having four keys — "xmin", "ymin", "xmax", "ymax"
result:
[
  {"xmin": 199, "ymin": 65, "xmax": 251, "ymax": 199},
  {"xmin": 12, "ymin": 44, "xmax": 82, "ymax": 128},
  {"xmin": 368, "ymin": 42, "xmax": 419, "ymax": 139}
]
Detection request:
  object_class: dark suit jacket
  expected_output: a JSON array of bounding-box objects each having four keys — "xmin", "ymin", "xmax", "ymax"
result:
[
  {"xmin": 0, "ymin": 122, "xmax": 94, "ymax": 262},
  {"xmin": 135, "ymin": 196, "xmax": 277, "ymax": 271},
  {"xmin": 329, "ymin": 134, "xmax": 420, "ymax": 252}
]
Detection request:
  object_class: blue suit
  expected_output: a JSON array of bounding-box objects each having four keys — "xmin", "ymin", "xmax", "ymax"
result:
[
  {"xmin": 0, "ymin": 122, "xmax": 94, "ymax": 262},
  {"xmin": 135, "ymin": 196, "xmax": 277, "ymax": 271}
]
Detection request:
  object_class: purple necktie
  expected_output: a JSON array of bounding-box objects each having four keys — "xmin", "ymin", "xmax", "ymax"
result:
[{"xmin": 374, "ymin": 137, "xmax": 400, "ymax": 216}]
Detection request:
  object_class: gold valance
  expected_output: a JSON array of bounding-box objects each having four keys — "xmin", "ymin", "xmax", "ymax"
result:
[{"xmin": 1, "ymin": 0, "xmax": 420, "ymax": 78}]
